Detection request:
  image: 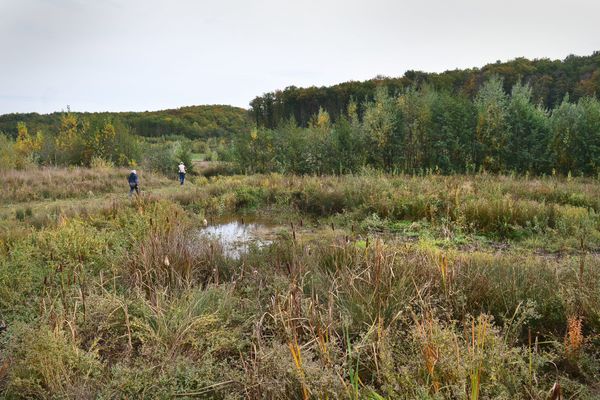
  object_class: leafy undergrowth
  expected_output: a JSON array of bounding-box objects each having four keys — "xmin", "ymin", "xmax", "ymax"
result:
[{"xmin": 1, "ymin": 169, "xmax": 600, "ymax": 398}]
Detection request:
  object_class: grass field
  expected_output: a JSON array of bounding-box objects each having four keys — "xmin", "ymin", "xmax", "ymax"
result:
[{"xmin": 1, "ymin": 167, "xmax": 599, "ymax": 399}]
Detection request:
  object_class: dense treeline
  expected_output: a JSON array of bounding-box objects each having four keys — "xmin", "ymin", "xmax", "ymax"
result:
[
  {"xmin": 0, "ymin": 112, "xmax": 141, "ymax": 169},
  {"xmin": 250, "ymin": 52, "xmax": 600, "ymax": 128},
  {"xmin": 235, "ymin": 77, "xmax": 600, "ymax": 175},
  {"xmin": 0, "ymin": 105, "xmax": 250, "ymax": 170},
  {"xmin": 0, "ymin": 105, "xmax": 250, "ymax": 141},
  {"xmin": 0, "ymin": 113, "xmax": 209, "ymax": 174}
]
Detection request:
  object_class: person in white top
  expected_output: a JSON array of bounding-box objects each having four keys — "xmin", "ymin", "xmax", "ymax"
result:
[{"xmin": 178, "ymin": 162, "xmax": 186, "ymax": 185}]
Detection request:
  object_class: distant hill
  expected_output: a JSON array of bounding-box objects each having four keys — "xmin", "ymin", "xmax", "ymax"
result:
[
  {"xmin": 0, "ymin": 105, "xmax": 251, "ymax": 140},
  {"xmin": 250, "ymin": 51, "xmax": 600, "ymax": 128}
]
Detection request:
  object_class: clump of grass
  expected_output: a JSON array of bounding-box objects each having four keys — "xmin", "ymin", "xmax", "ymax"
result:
[
  {"xmin": 468, "ymin": 315, "xmax": 489, "ymax": 400},
  {"xmin": 414, "ymin": 316, "xmax": 442, "ymax": 393},
  {"xmin": 14, "ymin": 209, "xmax": 25, "ymax": 221}
]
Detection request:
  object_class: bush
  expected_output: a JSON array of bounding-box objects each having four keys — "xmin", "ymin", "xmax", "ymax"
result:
[
  {"xmin": 142, "ymin": 140, "xmax": 195, "ymax": 177},
  {"xmin": 174, "ymin": 142, "xmax": 195, "ymax": 175},
  {"xmin": 4, "ymin": 323, "xmax": 102, "ymax": 398},
  {"xmin": 142, "ymin": 142, "xmax": 176, "ymax": 176},
  {"xmin": 90, "ymin": 156, "xmax": 114, "ymax": 170}
]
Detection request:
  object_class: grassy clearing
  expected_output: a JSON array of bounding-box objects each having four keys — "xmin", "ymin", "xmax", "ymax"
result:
[
  {"xmin": 0, "ymin": 167, "xmax": 170, "ymax": 204},
  {"xmin": 1, "ymin": 168, "xmax": 600, "ymax": 398}
]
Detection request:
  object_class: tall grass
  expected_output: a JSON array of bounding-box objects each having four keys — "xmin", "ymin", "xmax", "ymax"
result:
[
  {"xmin": 1, "ymin": 170, "xmax": 600, "ymax": 398},
  {"xmin": 0, "ymin": 167, "xmax": 170, "ymax": 203}
]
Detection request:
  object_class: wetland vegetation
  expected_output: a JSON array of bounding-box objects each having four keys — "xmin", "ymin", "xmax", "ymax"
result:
[{"xmin": 1, "ymin": 168, "xmax": 600, "ymax": 398}]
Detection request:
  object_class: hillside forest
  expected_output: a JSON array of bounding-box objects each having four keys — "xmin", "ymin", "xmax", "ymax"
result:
[{"xmin": 1, "ymin": 53, "xmax": 600, "ymax": 176}]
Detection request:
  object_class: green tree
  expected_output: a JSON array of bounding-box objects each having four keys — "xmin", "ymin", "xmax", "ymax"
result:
[
  {"xmin": 329, "ymin": 101, "xmax": 367, "ymax": 173},
  {"xmin": 234, "ymin": 126, "xmax": 276, "ymax": 173},
  {"xmin": 307, "ymin": 108, "xmax": 334, "ymax": 174},
  {"xmin": 549, "ymin": 96, "xmax": 580, "ymax": 173},
  {"xmin": 506, "ymin": 83, "xmax": 550, "ymax": 173},
  {"xmin": 578, "ymin": 97, "xmax": 600, "ymax": 173},
  {"xmin": 94, "ymin": 120, "xmax": 117, "ymax": 160},
  {"xmin": 551, "ymin": 96, "xmax": 600, "ymax": 174},
  {"xmin": 397, "ymin": 86, "xmax": 436, "ymax": 171},
  {"xmin": 174, "ymin": 142, "xmax": 195, "ymax": 175},
  {"xmin": 475, "ymin": 76, "xmax": 510, "ymax": 171},
  {"xmin": 429, "ymin": 92, "xmax": 477, "ymax": 172},
  {"xmin": 273, "ymin": 119, "xmax": 312, "ymax": 174},
  {"xmin": 362, "ymin": 86, "xmax": 403, "ymax": 170}
]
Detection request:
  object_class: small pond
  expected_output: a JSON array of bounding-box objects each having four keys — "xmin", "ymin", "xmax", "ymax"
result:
[{"xmin": 199, "ymin": 217, "xmax": 276, "ymax": 259}]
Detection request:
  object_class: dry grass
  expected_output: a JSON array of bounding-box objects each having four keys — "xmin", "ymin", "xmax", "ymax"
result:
[{"xmin": 0, "ymin": 166, "xmax": 170, "ymax": 203}]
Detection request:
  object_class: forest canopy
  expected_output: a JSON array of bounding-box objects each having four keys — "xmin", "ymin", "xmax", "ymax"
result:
[
  {"xmin": 235, "ymin": 77, "xmax": 600, "ymax": 176},
  {"xmin": 0, "ymin": 104, "xmax": 250, "ymax": 141},
  {"xmin": 0, "ymin": 105, "xmax": 250, "ymax": 169},
  {"xmin": 250, "ymin": 52, "xmax": 600, "ymax": 128}
]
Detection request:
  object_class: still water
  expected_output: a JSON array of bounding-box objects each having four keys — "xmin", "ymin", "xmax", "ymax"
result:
[{"xmin": 199, "ymin": 218, "xmax": 274, "ymax": 259}]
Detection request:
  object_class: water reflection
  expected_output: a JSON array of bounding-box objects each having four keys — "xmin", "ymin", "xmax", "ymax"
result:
[{"xmin": 200, "ymin": 219, "xmax": 273, "ymax": 259}]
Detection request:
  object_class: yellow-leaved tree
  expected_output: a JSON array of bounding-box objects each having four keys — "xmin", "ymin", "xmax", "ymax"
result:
[
  {"xmin": 55, "ymin": 112, "xmax": 83, "ymax": 164},
  {"xmin": 89, "ymin": 121, "xmax": 116, "ymax": 161},
  {"xmin": 14, "ymin": 122, "xmax": 42, "ymax": 169}
]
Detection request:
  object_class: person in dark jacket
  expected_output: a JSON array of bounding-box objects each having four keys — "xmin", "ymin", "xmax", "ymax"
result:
[{"xmin": 128, "ymin": 170, "xmax": 140, "ymax": 196}]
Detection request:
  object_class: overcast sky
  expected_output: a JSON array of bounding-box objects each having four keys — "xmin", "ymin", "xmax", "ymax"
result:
[{"xmin": 1, "ymin": 0, "xmax": 599, "ymax": 114}]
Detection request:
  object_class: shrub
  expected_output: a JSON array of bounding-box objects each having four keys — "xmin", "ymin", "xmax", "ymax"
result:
[
  {"xmin": 90, "ymin": 156, "xmax": 114, "ymax": 170},
  {"xmin": 4, "ymin": 323, "xmax": 102, "ymax": 398}
]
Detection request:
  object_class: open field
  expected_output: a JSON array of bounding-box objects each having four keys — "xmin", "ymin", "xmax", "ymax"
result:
[{"xmin": 1, "ymin": 168, "xmax": 600, "ymax": 399}]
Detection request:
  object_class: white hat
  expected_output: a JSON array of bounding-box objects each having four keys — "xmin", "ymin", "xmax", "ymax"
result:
[{"xmin": 131, "ymin": 170, "xmax": 137, "ymax": 174}]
